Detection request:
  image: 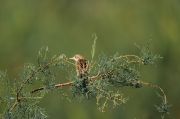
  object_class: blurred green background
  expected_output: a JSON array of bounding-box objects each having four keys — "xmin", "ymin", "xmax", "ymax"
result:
[{"xmin": 0, "ymin": 1, "xmax": 180, "ymax": 119}]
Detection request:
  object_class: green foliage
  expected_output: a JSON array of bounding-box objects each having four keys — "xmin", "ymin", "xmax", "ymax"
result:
[
  {"xmin": 134, "ymin": 37, "xmax": 162, "ymax": 65},
  {"xmin": 0, "ymin": 37, "xmax": 170, "ymax": 118},
  {"xmin": 155, "ymin": 92, "xmax": 171, "ymax": 114}
]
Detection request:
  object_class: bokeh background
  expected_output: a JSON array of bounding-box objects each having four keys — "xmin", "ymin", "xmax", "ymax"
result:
[{"xmin": 0, "ymin": 1, "xmax": 180, "ymax": 119}]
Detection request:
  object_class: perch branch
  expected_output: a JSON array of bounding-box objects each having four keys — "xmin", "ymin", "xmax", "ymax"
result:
[
  {"xmin": 30, "ymin": 82, "xmax": 73, "ymax": 93},
  {"xmin": 9, "ymin": 81, "xmax": 73, "ymax": 112}
]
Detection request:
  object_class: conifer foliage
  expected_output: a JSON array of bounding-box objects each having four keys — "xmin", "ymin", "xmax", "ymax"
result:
[{"xmin": 0, "ymin": 35, "xmax": 169, "ymax": 118}]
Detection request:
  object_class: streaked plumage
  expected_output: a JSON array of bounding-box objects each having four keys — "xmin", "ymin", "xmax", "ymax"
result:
[{"xmin": 69, "ymin": 54, "xmax": 88, "ymax": 78}]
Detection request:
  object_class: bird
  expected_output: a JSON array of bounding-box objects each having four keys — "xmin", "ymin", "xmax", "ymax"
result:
[
  {"xmin": 69, "ymin": 54, "xmax": 88, "ymax": 78},
  {"xmin": 70, "ymin": 54, "xmax": 89, "ymax": 98}
]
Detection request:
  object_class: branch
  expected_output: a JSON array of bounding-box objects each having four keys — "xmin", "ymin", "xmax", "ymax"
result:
[
  {"xmin": 109, "ymin": 55, "xmax": 142, "ymax": 63},
  {"xmin": 89, "ymin": 65, "xmax": 124, "ymax": 80},
  {"xmin": 9, "ymin": 101, "xmax": 18, "ymax": 112},
  {"xmin": 89, "ymin": 56, "xmax": 142, "ymax": 80},
  {"xmin": 140, "ymin": 81, "xmax": 167, "ymax": 104},
  {"xmin": 30, "ymin": 82, "xmax": 73, "ymax": 93},
  {"xmin": 9, "ymin": 81, "xmax": 73, "ymax": 112},
  {"xmin": 1, "ymin": 100, "xmax": 7, "ymax": 103},
  {"xmin": 9, "ymin": 54, "xmax": 75, "ymax": 113},
  {"xmin": 17, "ymin": 57, "xmax": 61, "ymax": 101}
]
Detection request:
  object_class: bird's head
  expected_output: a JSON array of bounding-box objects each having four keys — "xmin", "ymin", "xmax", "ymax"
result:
[{"xmin": 69, "ymin": 54, "xmax": 84, "ymax": 61}]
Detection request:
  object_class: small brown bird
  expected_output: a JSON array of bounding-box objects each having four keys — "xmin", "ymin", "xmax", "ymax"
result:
[{"xmin": 69, "ymin": 54, "xmax": 88, "ymax": 78}]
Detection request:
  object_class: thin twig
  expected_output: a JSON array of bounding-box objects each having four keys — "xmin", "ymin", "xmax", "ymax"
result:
[
  {"xmin": 109, "ymin": 55, "xmax": 142, "ymax": 62},
  {"xmin": 9, "ymin": 101, "xmax": 18, "ymax": 112},
  {"xmin": 88, "ymin": 80, "xmax": 125, "ymax": 104},
  {"xmin": 1, "ymin": 99, "xmax": 7, "ymax": 103},
  {"xmin": 140, "ymin": 81, "xmax": 167, "ymax": 104},
  {"xmin": 89, "ymin": 65, "xmax": 123, "ymax": 80},
  {"xmin": 89, "ymin": 58, "xmax": 142, "ymax": 80}
]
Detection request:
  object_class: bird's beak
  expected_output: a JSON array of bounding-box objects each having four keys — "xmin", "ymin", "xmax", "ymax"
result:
[{"xmin": 69, "ymin": 57, "xmax": 74, "ymax": 60}]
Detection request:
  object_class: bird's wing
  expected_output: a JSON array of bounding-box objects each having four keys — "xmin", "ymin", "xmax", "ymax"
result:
[{"xmin": 77, "ymin": 59, "xmax": 88, "ymax": 78}]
